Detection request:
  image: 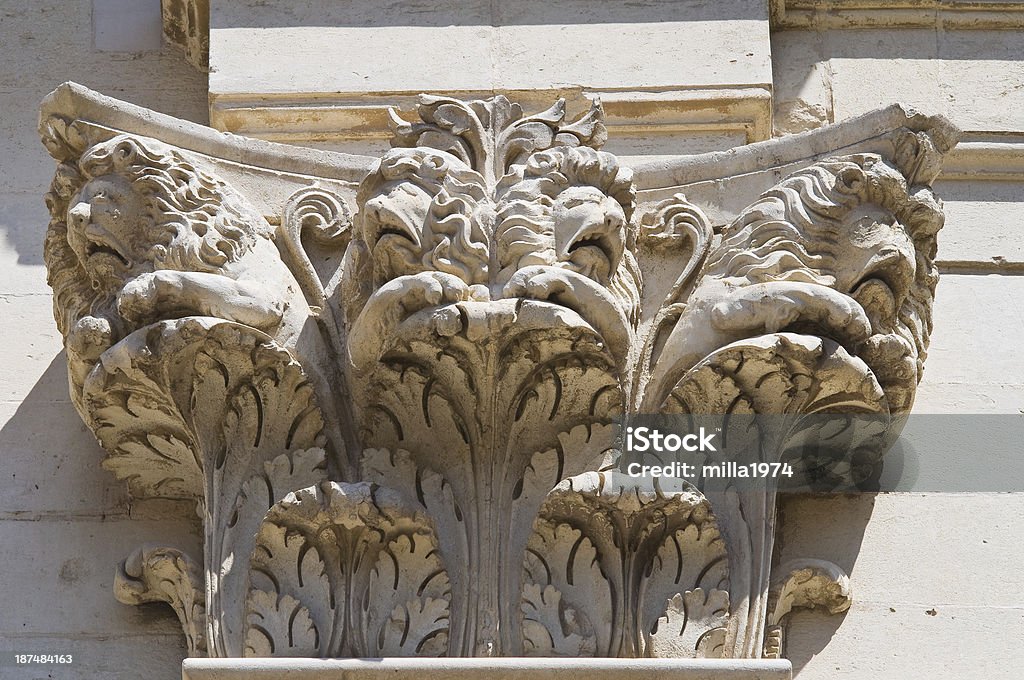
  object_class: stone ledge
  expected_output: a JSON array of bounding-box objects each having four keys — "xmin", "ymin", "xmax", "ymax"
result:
[
  {"xmin": 770, "ymin": 0, "xmax": 1024, "ymax": 30},
  {"xmin": 209, "ymin": 87, "xmax": 773, "ymax": 148},
  {"xmin": 942, "ymin": 133, "xmax": 1024, "ymax": 181},
  {"xmin": 182, "ymin": 658, "xmax": 793, "ymax": 680}
]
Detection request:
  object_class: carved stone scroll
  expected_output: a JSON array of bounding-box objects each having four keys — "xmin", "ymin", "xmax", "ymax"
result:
[
  {"xmin": 39, "ymin": 84, "xmax": 957, "ymax": 666},
  {"xmin": 763, "ymin": 560, "xmax": 852, "ymax": 659}
]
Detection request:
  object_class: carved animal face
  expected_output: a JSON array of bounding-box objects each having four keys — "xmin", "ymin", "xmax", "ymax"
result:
[
  {"xmin": 703, "ymin": 157, "xmax": 941, "ymax": 411},
  {"xmin": 836, "ymin": 204, "xmax": 917, "ymax": 337},
  {"xmin": 495, "ymin": 147, "xmax": 636, "ymax": 288},
  {"xmin": 360, "ymin": 179, "xmax": 432, "ymax": 280},
  {"xmin": 356, "ymin": 148, "xmax": 491, "ymax": 286},
  {"xmin": 552, "ymin": 184, "xmax": 627, "ymax": 284},
  {"xmin": 839, "ymin": 203, "xmax": 934, "ymax": 411},
  {"xmin": 67, "ymin": 175, "xmax": 145, "ymax": 286}
]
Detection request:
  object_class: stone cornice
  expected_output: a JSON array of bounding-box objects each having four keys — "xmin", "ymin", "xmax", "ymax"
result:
[
  {"xmin": 941, "ymin": 132, "xmax": 1024, "ymax": 181},
  {"xmin": 41, "ymin": 82, "xmax": 372, "ymax": 182},
  {"xmin": 770, "ymin": 0, "xmax": 1024, "ymax": 30},
  {"xmin": 209, "ymin": 87, "xmax": 774, "ymax": 149}
]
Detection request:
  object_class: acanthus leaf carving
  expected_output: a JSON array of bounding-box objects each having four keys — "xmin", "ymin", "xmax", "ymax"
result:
[
  {"xmin": 244, "ymin": 482, "xmax": 450, "ymax": 659},
  {"xmin": 389, "ymin": 95, "xmax": 607, "ymax": 189},
  {"xmin": 763, "ymin": 559, "xmax": 853, "ymax": 660},
  {"xmin": 39, "ymin": 85, "xmax": 957, "ymax": 665},
  {"xmin": 523, "ymin": 471, "xmax": 730, "ymax": 658},
  {"xmin": 77, "ymin": 317, "xmax": 330, "ymax": 656},
  {"xmin": 114, "ymin": 545, "xmax": 206, "ymax": 657}
]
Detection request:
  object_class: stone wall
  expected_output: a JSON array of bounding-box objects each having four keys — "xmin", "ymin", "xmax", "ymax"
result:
[{"xmin": 1, "ymin": 2, "xmax": 1021, "ymax": 679}]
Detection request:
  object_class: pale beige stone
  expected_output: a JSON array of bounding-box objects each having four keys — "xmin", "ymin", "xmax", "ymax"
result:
[
  {"xmin": 771, "ymin": 1, "xmax": 1024, "ymax": 31},
  {"xmin": 206, "ymin": 1, "xmax": 772, "ymax": 152},
  {"xmin": 161, "ymin": 0, "xmax": 208, "ymax": 69},
  {"xmin": 777, "ymin": 492, "xmax": 1024, "ymax": 679},
  {"xmin": 35, "ymin": 83, "xmax": 957, "ymax": 668},
  {"xmin": 182, "ymin": 657, "xmax": 793, "ymax": 680},
  {"xmin": 5, "ymin": 3, "xmax": 1024, "ymax": 679}
]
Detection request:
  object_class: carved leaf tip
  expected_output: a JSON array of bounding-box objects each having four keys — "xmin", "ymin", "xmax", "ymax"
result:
[{"xmin": 114, "ymin": 545, "xmax": 206, "ymax": 656}]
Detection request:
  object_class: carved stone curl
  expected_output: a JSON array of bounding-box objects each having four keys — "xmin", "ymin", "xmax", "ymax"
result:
[{"xmin": 39, "ymin": 85, "xmax": 957, "ymax": 665}]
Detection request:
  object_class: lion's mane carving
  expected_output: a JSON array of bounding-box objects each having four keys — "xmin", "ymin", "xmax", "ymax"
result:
[
  {"xmin": 79, "ymin": 134, "xmax": 270, "ymax": 274},
  {"xmin": 43, "ymin": 134, "xmax": 307, "ymax": 403},
  {"xmin": 495, "ymin": 146, "xmax": 642, "ymax": 323},
  {"xmin": 47, "ymin": 135, "xmax": 273, "ymax": 331},
  {"xmin": 648, "ymin": 154, "xmax": 942, "ymax": 412}
]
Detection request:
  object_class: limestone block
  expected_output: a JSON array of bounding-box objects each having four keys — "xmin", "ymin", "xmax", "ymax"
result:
[
  {"xmin": 0, "ymin": 296, "xmax": 64, "ymax": 402},
  {"xmin": 0, "ymin": 400, "xmax": 127, "ymax": 516},
  {"xmin": 771, "ymin": 27, "xmax": 1024, "ymax": 133},
  {"xmin": 0, "ymin": 5, "xmax": 207, "ymax": 122},
  {"xmin": 914, "ymin": 380, "xmax": 1024, "ymax": 414},
  {"xmin": 922, "ymin": 274, "xmax": 1024, "ymax": 392},
  {"xmin": 209, "ymin": 1, "xmax": 770, "ymax": 95},
  {"xmin": 0, "ymin": 634, "xmax": 187, "ymax": 680},
  {"xmin": 769, "ymin": 32, "xmax": 833, "ymax": 136},
  {"xmin": 933, "ymin": 180, "xmax": 1024, "ymax": 271},
  {"xmin": 0, "ymin": 518, "xmax": 198, "ymax": 636},
  {"xmin": 778, "ymin": 493, "xmax": 1024, "ymax": 608},
  {"xmin": 207, "ymin": 0, "xmax": 772, "ymax": 151},
  {"xmin": 777, "ymin": 492, "xmax": 1024, "ymax": 679},
  {"xmin": 0, "ymin": 193, "xmax": 51, "ymax": 291},
  {"xmin": 92, "ymin": 0, "xmax": 162, "ymax": 53},
  {"xmin": 790, "ymin": 603, "xmax": 1023, "ymax": 680}
]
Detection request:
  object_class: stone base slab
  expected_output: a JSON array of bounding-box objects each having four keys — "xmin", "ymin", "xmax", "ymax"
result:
[{"xmin": 182, "ymin": 658, "xmax": 793, "ymax": 680}]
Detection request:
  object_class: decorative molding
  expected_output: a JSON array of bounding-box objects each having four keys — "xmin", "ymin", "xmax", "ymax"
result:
[
  {"xmin": 209, "ymin": 87, "xmax": 772, "ymax": 149},
  {"xmin": 763, "ymin": 560, "xmax": 852, "ymax": 660},
  {"xmin": 182, "ymin": 657, "xmax": 795, "ymax": 680},
  {"xmin": 770, "ymin": 0, "xmax": 1024, "ymax": 31},
  {"xmin": 940, "ymin": 133, "xmax": 1024, "ymax": 181},
  {"xmin": 39, "ymin": 84, "xmax": 956, "ymax": 665},
  {"xmin": 115, "ymin": 545, "xmax": 207, "ymax": 657}
]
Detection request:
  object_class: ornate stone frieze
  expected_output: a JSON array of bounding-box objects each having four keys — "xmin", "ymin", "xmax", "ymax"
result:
[{"xmin": 39, "ymin": 83, "xmax": 958, "ymax": 665}]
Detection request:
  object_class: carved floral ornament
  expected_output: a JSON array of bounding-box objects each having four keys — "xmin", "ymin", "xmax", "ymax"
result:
[{"xmin": 39, "ymin": 85, "xmax": 957, "ymax": 664}]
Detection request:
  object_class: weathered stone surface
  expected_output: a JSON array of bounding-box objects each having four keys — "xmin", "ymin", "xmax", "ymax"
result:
[
  {"xmin": 162, "ymin": 0, "xmax": 208, "ymax": 69},
  {"xmin": 37, "ymin": 83, "xmax": 955, "ymax": 667},
  {"xmin": 0, "ymin": 517, "xmax": 199, "ymax": 637},
  {"xmin": 182, "ymin": 657, "xmax": 794, "ymax": 680},
  {"xmin": 777, "ymin": 492, "xmax": 1024, "ymax": 678},
  {"xmin": 207, "ymin": 1, "xmax": 772, "ymax": 153}
]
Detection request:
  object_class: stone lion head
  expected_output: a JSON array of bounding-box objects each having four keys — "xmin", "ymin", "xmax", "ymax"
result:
[
  {"xmin": 356, "ymin": 147, "xmax": 490, "ymax": 287},
  {"xmin": 704, "ymin": 153, "xmax": 943, "ymax": 410},
  {"xmin": 494, "ymin": 146, "xmax": 642, "ymax": 321},
  {"xmin": 45, "ymin": 133, "xmax": 273, "ymax": 337}
]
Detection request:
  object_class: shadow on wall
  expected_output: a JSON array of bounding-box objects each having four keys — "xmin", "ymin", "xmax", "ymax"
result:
[
  {"xmin": 209, "ymin": 0, "xmax": 761, "ymax": 29},
  {"xmin": 1, "ymin": 354, "xmax": 197, "ymax": 677},
  {"xmin": 0, "ymin": 192, "xmax": 48, "ymax": 267},
  {"xmin": 775, "ymin": 492, "xmax": 877, "ymax": 677},
  {"xmin": 0, "ymin": 351, "xmax": 130, "ymax": 514}
]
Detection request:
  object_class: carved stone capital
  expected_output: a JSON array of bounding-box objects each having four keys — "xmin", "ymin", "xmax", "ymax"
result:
[{"xmin": 39, "ymin": 84, "xmax": 957, "ymax": 665}]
